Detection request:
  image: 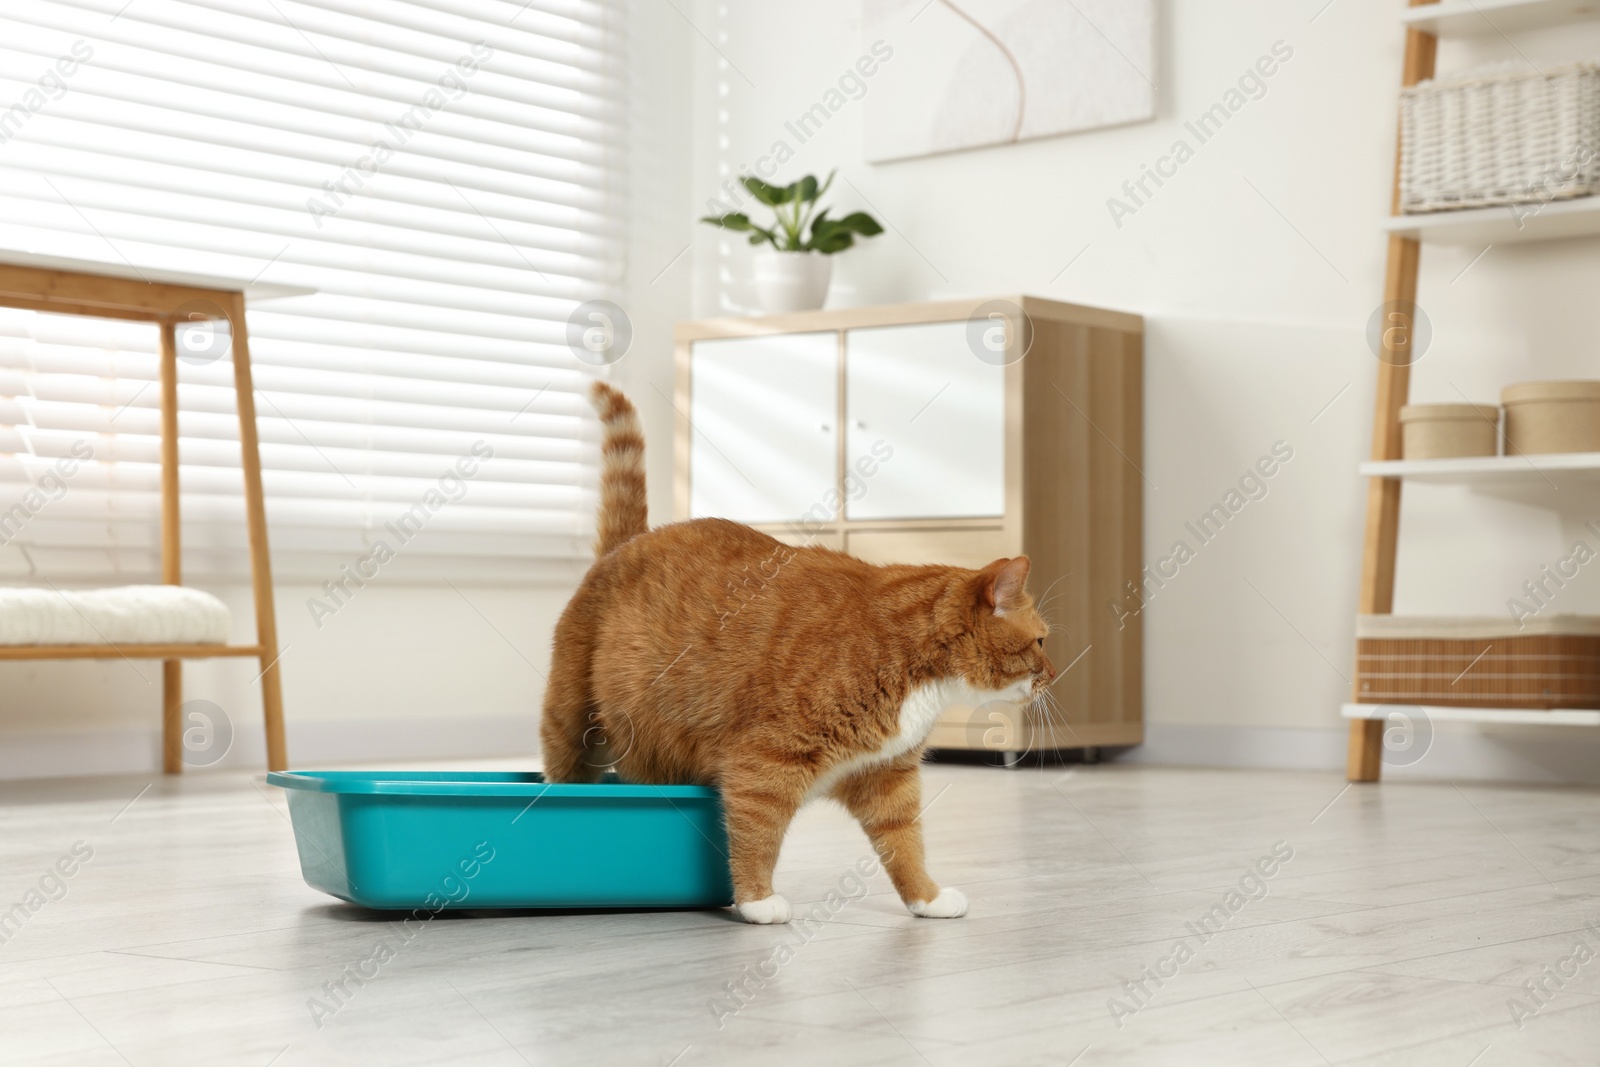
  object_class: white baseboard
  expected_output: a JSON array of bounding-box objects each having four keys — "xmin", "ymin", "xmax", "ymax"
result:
[
  {"xmin": 1119, "ymin": 721, "xmax": 1600, "ymax": 785},
  {"xmin": 0, "ymin": 715, "xmax": 541, "ymax": 780}
]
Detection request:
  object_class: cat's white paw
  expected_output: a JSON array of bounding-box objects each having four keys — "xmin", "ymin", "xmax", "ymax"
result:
[
  {"xmin": 908, "ymin": 887, "xmax": 968, "ymax": 918},
  {"xmin": 736, "ymin": 894, "xmax": 792, "ymax": 925}
]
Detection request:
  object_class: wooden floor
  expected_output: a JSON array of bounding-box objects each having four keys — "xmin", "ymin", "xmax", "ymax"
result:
[{"xmin": 2, "ymin": 761, "xmax": 1598, "ymax": 1066}]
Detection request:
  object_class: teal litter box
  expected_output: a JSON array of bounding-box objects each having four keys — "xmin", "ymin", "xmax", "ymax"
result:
[{"xmin": 267, "ymin": 771, "xmax": 734, "ymax": 911}]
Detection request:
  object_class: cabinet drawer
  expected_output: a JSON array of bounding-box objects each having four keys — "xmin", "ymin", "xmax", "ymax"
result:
[{"xmin": 844, "ymin": 527, "xmax": 1012, "ymax": 569}]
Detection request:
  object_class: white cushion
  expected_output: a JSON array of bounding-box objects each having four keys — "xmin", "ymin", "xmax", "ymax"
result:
[{"xmin": 0, "ymin": 585, "xmax": 231, "ymax": 645}]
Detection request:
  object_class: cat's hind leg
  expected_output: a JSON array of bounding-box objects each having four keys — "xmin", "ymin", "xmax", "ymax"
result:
[
  {"xmin": 539, "ymin": 611, "xmax": 604, "ymax": 785},
  {"xmin": 833, "ymin": 758, "xmax": 966, "ymax": 919}
]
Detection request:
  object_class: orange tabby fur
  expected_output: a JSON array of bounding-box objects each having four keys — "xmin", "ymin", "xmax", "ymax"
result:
[{"xmin": 541, "ymin": 382, "xmax": 1056, "ymax": 923}]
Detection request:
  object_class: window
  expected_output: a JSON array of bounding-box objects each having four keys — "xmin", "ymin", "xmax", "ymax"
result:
[{"xmin": 0, "ymin": 0, "xmax": 624, "ymax": 584}]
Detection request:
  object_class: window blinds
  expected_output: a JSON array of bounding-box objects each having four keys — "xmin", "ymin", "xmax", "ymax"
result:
[{"xmin": 0, "ymin": 0, "xmax": 623, "ymax": 585}]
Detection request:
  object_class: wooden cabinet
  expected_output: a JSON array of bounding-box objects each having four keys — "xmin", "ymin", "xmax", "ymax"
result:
[{"xmin": 674, "ymin": 296, "xmax": 1143, "ymax": 755}]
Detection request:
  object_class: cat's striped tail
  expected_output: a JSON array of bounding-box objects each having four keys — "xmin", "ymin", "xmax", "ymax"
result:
[{"xmin": 589, "ymin": 381, "xmax": 648, "ymax": 557}]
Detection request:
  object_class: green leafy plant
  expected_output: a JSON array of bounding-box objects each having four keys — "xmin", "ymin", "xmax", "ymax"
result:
[{"xmin": 700, "ymin": 171, "xmax": 884, "ymax": 254}]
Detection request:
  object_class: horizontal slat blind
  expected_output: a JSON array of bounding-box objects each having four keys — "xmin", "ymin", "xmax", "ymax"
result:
[{"xmin": 0, "ymin": 0, "xmax": 622, "ymax": 584}]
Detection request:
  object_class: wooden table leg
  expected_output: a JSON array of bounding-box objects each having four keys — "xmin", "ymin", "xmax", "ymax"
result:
[
  {"xmin": 228, "ymin": 294, "xmax": 288, "ymax": 772},
  {"xmin": 163, "ymin": 660, "xmax": 183, "ymax": 773},
  {"xmin": 159, "ymin": 318, "xmax": 184, "ymax": 774},
  {"xmin": 1346, "ymin": 719, "xmax": 1384, "ymax": 782}
]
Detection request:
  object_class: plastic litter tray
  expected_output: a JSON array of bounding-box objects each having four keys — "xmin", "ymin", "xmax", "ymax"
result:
[{"xmin": 267, "ymin": 770, "xmax": 733, "ymax": 911}]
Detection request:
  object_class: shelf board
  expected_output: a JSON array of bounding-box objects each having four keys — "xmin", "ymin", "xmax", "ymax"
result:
[
  {"xmin": 1402, "ymin": 0, "xmax": 1600, "ymax": 37},
  {"xmin": 1343, "ymin": 703, "xmax": 1600, "ymax": 726},
  {"xmin": 1360, "ymin": 452, "xmax": 1600, "ymax": 486},
  {"xmin": 1383, "ymin": 196, "xmax": 1600, "ymax": 245}
]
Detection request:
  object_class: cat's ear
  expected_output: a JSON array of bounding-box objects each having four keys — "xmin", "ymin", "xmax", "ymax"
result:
[{"xmin": 978, "ymin": 556, "xmax": 1031, "ymax": 613}]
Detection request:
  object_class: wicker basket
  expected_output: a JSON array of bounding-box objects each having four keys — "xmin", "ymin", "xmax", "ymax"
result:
[
  {"xmin": 1399, "ymin": 62, "xmax": 1600, "ymax": 214},
  {"xmin": 1355, "ymin": 615, "xmax": 1600, "ymax": 709}
]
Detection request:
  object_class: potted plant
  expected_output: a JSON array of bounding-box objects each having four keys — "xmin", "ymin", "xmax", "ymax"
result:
[{"xmin": 701, "ymin": 171, "xmax": 884, "ymax": 314}]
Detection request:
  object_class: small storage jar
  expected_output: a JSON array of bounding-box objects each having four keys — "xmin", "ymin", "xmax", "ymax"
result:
[
  {"xmin": 1501, "ymin": 381, "xmax": 1600, "ymax": 455},
  {"xmin": 1399, "ymin": 403, "xmax": 1500, "ymax": 459}
]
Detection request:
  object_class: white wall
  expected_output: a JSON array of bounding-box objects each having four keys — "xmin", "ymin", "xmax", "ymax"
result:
[
  {"xmin": 8, "ymin": 0, "xmax": 1600, "ymax": 783},
  {"xmin": 651, "ymin": 0, "xmax": 1600, "ymax": 781}
]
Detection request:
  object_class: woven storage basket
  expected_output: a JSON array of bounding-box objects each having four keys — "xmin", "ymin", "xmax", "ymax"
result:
[
  {"xmin": 1399, "ymin": 62, "xmax": 1600, "ymax": 213},
  {"xmin": 1355, "ymin": 615, "xmax": 1600, "ymax": 709}
]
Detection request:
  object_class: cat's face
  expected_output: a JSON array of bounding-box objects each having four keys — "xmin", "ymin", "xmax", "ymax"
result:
[{"xmin": 955, "ymin": 557, "xmax": 1057, "ymax": 700}]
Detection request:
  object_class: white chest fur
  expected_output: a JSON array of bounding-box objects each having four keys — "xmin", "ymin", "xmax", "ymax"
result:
[{"xmin": 805, "ymin": 677, "xmax": 1029, "ymax": 802}]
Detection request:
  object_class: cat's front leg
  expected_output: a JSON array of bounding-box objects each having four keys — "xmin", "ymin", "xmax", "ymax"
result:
[
  {"xmin": 720, "ymin": 761, "xmax": 809, "ymax": 924},
  {"xmin": 832, "ymin": 758, "xmax": 967, "ymax": 919}
]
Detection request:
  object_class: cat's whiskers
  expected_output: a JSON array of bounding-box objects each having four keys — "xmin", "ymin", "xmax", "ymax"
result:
[
  {"xmin": 1030, "ymin": 685, "xmax": 1052, "ymax": 722},
  {"xmin": 1038, "ymin": 689, "xmax": 1075, "ymax": 752},
  {"xmin": 1032, "ymin": 573, "xmax": 1070, "ymax": 616},
  {"xmin": 1029, "ymin": 689, "xmax": 1054, "ymax": 743}
]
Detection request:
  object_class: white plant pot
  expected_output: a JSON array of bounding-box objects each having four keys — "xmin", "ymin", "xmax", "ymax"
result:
[{"xmin": 753, "ymin": 250, "xmax": 833, "ymax": 314}]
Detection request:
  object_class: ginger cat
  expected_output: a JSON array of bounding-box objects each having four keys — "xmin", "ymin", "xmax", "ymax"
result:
[{"xmin": 540, "ymin": 383, "xmax": 1057, "ymax": 923}]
